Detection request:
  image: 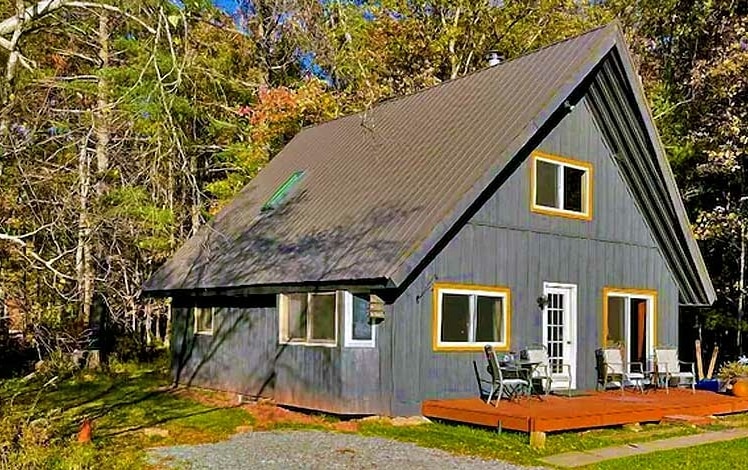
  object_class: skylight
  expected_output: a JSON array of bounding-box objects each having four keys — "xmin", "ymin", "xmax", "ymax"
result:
[{"xmin": 261, "ymin": 170, "xmax": 305, "ymax": 212}]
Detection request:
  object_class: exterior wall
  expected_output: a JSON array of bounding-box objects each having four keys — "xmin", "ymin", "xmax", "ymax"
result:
[
  {"xmin": 388, "ymin": 96, "xmax": 680, "ymax": 415},
  {"xmin": 170, "ymin": 296, "xmax": 386, "ymax": 415}
]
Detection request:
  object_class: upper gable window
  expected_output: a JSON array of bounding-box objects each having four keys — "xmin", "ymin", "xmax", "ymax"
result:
[{"xmin": 531, "ymin": 152, "xmax": 592, "ymax": 220}]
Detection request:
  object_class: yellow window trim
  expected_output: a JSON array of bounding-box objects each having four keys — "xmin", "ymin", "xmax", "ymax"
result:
[
  {"xmin": 431, "ymin": 282, "xmax": 511, "ymax": 352},
  {"xmin": 530, "ymin": 150, "xmax": 593, "ymax": 221},
  {"xmin": 601, "ymin": 286, "xmax": 658, "ymax": 348}
]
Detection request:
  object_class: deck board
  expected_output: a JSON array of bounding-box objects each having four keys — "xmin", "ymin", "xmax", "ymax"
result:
[{"xmin": 422, "ymin": 389, "xmax": 748, "ymax": 433}]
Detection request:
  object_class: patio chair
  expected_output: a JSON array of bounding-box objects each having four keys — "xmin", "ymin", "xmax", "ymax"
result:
[
  {"xmin": 520, "ymin": 345, "xmax": 572, "ymax": 396},
  {"xmin": 654, "ymin": 347, "xmax": 696, "ymax": 394},
  {"xmin": 483, "ymin": 345, "xmax": 530, "ymax": 406},
  {"xmin": 595, "ymin": 346, "xmax": 645, "ymax": 394}
]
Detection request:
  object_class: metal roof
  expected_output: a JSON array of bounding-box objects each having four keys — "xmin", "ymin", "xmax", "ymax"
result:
[{"xmin": 142, "ymin": 23, "xmax": 715, "ymax": 306}]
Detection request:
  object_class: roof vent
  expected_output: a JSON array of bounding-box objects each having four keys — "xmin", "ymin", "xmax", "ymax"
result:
[{"xmin": 485, "ymin": 50, "xmax": 504, "ymax": 67}]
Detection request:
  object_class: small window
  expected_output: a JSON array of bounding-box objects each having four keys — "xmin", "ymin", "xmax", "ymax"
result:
[
  {"xmin": 344, "ymin": 292, "xmax": 376, "ymax": 347},
  {"xmin": 531, "ymin": 152, "xmax": 592, "ymax": 220},
  {"xmin": 280, "ymin": 292, "xmax": 338, "ymax": 346},
  {"xmin": 194, "ymin": 307, "xmax": 214, "ymax": 335},
  {"xmin": 262, "ymin": 170, "xmax": 304, "ymax": 212},
  {"xmin": 433, "ymin": 283, "xmax": 510, "ymax": 351}
]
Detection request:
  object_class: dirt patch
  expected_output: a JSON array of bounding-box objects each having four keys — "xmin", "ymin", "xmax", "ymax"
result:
[{"xmin": 173, "ymin": 386, "xmax": 360, "ymax": 432}]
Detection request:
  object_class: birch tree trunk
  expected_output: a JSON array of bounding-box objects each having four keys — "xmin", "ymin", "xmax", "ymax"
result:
[{"xmin": 76, "ymin": 135, "xmax": 93, "ymax": 326}]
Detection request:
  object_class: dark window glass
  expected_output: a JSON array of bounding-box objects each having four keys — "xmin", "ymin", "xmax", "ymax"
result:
[
  {"xmin": 563, "ymin": 166, "xmax": 585, "ymax": 212},
  {"xmin": 441, "ymin": 294, "xmax": 470, "ymax": 342},
  {"xmin": 536, "ymin": 160, "xmax": 559, "ymax": 208},
  {"xmin": 475, "ymin": 296, "xmax": 504, "ymax": 342},
  {"xmin": 309, "ymin": 293, "xmax": 336, "ymax": 341},
  {"xmin": 352, "ymin": 294, "xmax": 372, "ymax": 341},
  {"xmin": 286, "ymin": 294, "xmax": 307, "ymax": 340}
]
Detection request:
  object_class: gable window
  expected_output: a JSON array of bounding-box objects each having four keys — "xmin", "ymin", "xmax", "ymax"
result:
[
  {"xmin": 531, "ymin": 151, "xmax": 592, "ymax": 220},
  {"xmin": 344, "ymin": 292, "xmax": 376, "ymax": 347},
  {"xmin": 280, "ymin": 292, "xmax": 338, "ymax": 346},
  {"xmin": 194, "ymin": 307, "xmax": 214, "ymax": 335},
  {"xmin": 432, "ymin": 283, "xmax": 510, "ymax": 351}
]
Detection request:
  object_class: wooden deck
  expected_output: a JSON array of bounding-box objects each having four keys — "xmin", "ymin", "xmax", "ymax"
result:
[{"xmin": 422, "ymin": 389, "xmax": 748, "ymax": 433}]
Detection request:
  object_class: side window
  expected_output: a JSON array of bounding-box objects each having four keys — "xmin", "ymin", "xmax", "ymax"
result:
[
  {"xmin": 194, "ymin": 307, "xmax": 214, "ymax": 335},
  {"xmin": 344, "ymin": 292, "xmax": 376, "ymax": 347},
  {"xmin": 433, "ymin": 283, "xmax": 510, "ymax": 351},
  {"xmin": 531, "ymin": 151, "xmax": 592, "ymax": 220},
  {"xmin": 279, "ymin": 292, "xmax": 338, "ymax": 346}
]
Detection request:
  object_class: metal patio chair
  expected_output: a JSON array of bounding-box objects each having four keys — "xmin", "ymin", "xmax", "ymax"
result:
[
  {"xmin": 521, "ymin": 345, "xmax": 572, "ymax": 396},
  {"xmin": 654, "ymin": 347, "xmax": 696, "ymax": 394},
  {"xmin": 483, "ymin": 345, "xmax": 530, "ymax": 406},
  {"xmin": 595, "ymin": 345, "xmax": 645, "ymax": 394}
]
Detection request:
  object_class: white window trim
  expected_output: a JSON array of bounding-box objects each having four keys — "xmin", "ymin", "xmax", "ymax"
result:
[
  {"xmin": 193, "ymin": 307, "xmax": 215, "ymax": 336},
  {"xmin": 278, "ymin": 292, "xmax": 339, "ymax": 347},
  {"xmin": 435, "ymin": 286, "xmax": 509, "ymax": 350},
  {"xmin": 343, "ymin": 291, "xmax": 376, "ymax": 348},
  {"xmin": 532, "ymin": 154, "xmax": 591, "ymax": 217}
]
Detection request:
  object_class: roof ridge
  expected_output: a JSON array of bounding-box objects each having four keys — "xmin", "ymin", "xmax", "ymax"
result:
[{"xmin": 296, "ymin": 22, "xmax": 617, "ymax": 135}]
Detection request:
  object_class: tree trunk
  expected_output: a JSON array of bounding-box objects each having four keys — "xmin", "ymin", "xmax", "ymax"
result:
[
  {"xmin": 164, "ymin": 299, "xmax": 171, "ymax": 349},
  {"xmin": 739, "ymin": 221, "xmax": 746, "ymax": 356},
  {"xmin": 145, "ymin": 302, "xmax": 152, "ymax": 346},
  {"xmin": 95, "ymin": 10, "xmax": 110, "ymax": 189},
  {"xmin": 76, "ymin": 135, "xmax": 93, "ymax": 326},
  {"xmin": 0, "ymin": 0, "xmax": 25, "ymax": 137},
  {"xmin": 189, "ymin": 153, "xmax": 201, "ymax": 235}
]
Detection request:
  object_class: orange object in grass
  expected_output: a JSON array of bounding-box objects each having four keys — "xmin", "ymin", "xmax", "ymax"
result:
[
  {"xmin": 77, "ymin": 418, "xmax": 92, "ymax": 443},
  {"xmin": 733, "ymin": 379, "xmax": 748, "ymax": 398}
]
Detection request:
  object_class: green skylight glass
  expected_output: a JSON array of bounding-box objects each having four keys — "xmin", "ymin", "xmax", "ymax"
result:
[{"xmin": 261, "ymin": 170, "xmax": 305, "ymax": 212}]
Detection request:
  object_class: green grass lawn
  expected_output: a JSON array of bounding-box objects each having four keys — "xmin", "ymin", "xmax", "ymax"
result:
[
  {"xmin": 594, "ymin": 437, "xmax": 748, "ymax": 470},
  {"xmin": 0, "ymin": 361, "xmax": 253, "ymax": 469},
  {"xmin": 0, "ymin": 361, "xmax": 744, "ymax": 469}
]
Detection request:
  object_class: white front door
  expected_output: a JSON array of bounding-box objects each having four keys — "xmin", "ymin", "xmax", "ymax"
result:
[{"xmin": 542, "ymin": 283, "xmax": 577, "ymax": 390}]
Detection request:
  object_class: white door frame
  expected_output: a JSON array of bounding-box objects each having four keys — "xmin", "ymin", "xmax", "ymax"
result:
[
  {"xmin": 542, "ymin": 282, "xmax": 578, "ymax": 390},
  {"xmin": 605, "ymin": 290, "xmax": 656, "ymax": 371}
]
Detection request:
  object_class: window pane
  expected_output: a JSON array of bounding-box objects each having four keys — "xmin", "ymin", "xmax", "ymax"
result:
[
  {"xmin": 563, "ymin": 166, "xmax": 586, "ymax": 212},
  {"xmin": 535, "ymin": 160, "xmax": 559, "ymax": 208},
  {"xmin": 475, "ymin": 296, "xmax": 504, "ymax": 343},
  {"xmin": 441, "ymin": 294, "xmax": 470, "ymax": 342},
  {"xmin": 309, "ymin": 294, "xmax": 336, "ymax": 341},
  {"xmin": 352, "ymin": 294, "xmax": 372, "ymax": 341},
  {"xmin": 286, "ymin": 294, "xmax": 307, "ymax": 340},
  {"xmin": 606, "ymin": 296, "xmax": 625, "ymax": 346},
  {"xmin": 195, "ymin": 308, "xmax": 213, "ymax": 333}
]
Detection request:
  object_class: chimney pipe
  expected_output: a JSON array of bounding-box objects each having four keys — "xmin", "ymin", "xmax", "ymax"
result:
[{"xmin": 485, "ymin": 50, "xmax": 504, "ymax": 67}]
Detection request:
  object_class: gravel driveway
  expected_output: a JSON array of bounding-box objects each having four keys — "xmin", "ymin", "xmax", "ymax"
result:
[{"xmin": 149, "ymin": 430, "xmax": 537, "ymax": 469}]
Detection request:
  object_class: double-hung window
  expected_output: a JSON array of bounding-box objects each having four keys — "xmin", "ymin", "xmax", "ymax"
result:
[
  {"xmin": 531, "ymin": 152, "xmax": 592, "ymax": 220},
  {"xmin": 433, "ymin": 283, "xmax": 510, "ymax": 351},
  {"xmin": 343, "ymin": 292, "xmax": 375, "ymax": 347}
]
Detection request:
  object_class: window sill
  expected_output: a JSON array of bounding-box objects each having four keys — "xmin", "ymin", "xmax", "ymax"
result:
[
  {"xmin": 344, "ymin": 340, "xmax": 376, "ymax": 348},
  {"xmin": 434, "ymin": 343, "xmax": 510, "ymax": 352},
  {"xmin": 194, "ymin": 331, "xmax": 213, "ymax": 336},
  {"xmin": 531, "ymin": 204, "xmax": 591, "ymax": 221},
  {"xmin": 280, "ymin": 339, "xmax": 337, "ymax": 348}
]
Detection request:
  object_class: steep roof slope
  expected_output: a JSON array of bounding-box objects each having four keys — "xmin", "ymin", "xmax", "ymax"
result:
[{"xmin": 143, "ymin": 23, "xmax": 714, "ymax": 306}]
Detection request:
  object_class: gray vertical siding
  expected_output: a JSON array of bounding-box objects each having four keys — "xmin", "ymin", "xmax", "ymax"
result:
[
  {"xmin": 389, "ymin": 95, "xmax": 680, "ymax": 415},
  {"xmin": 171, "ymin": 296, "xmax": 387, "ymax": 415}
]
